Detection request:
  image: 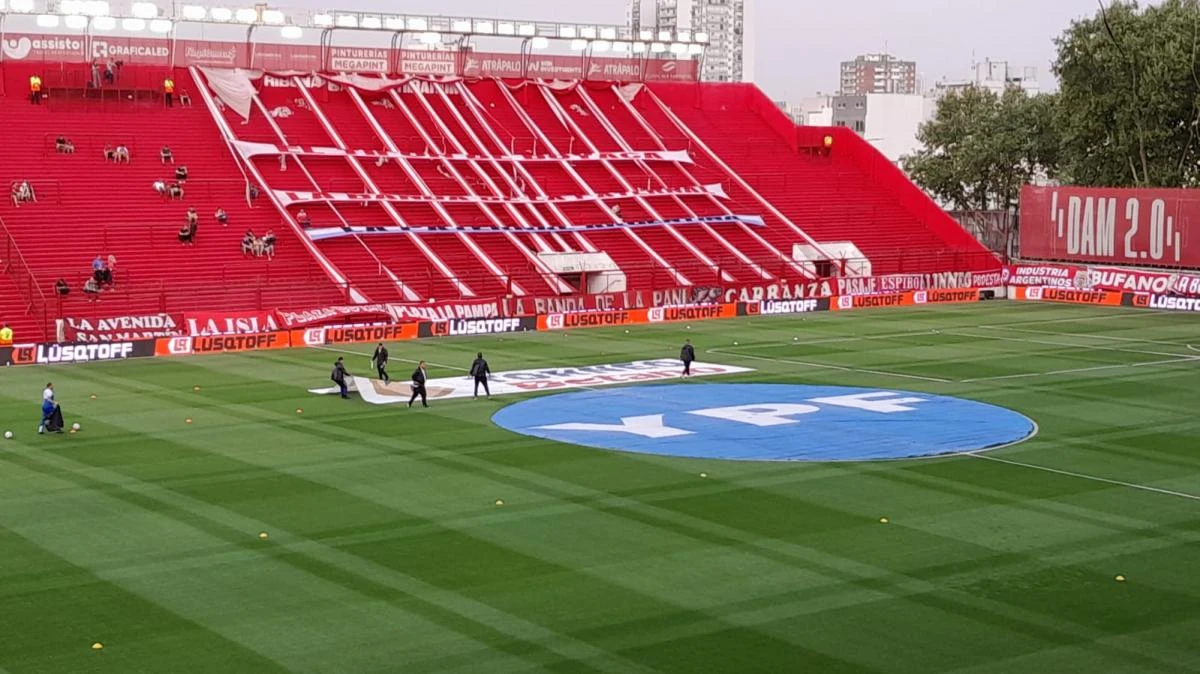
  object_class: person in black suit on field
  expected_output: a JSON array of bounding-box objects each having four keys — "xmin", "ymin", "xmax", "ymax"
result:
[
  {"xmin": 331, "ymin": 357, "xmax": 349, "ymax": 399},
  {"xmin": 372, "ymin": 342, "xmax": 390, "ymax": 382},
  {"xmin": 408, "ymin": 360, "xmax": 429, "ymax": 408},
  {"xmin": 680, "ymin": 338, "xmax": 696, "ymax": 377},
  {"xmin": 470, "ymin": 352, "xmax": 491, "ymax": 398}
]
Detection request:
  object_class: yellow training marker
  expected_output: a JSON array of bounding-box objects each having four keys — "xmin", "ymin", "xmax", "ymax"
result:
[
  {"xmin": 259, "ymin": 532, "xmax": 269, "ymax": 540},
  {"xmin": 1115, "ymin": 575, "xmax": 1126, "ymax": 582},
  {"xmin": 193, "ymin": 385, "xmax": 201, "ymax": 391},
  {"xmin": 89, "ymin": 394, "xmax": 97, "ymax": 400},
  {"xmin": 91, "ymin": 642, "xmax": 103, "ymax": 650},
  {"xmin": 879, "ymin": 517, "xmax": 889, "ymax": 524},
  {"xmin": 295, "ymin": 408, "xmax": 304, "ymax": 415},
  {"xmin": 185, "ymin": 418, "xmax": 193, "ymax": 424},
  {"xmin": 699, "ymin": 472, "xmax": 708, "ymax": 478},
  {"xmin": 495, "ymin": 499, "xmax": 504, "ymax": 506}
]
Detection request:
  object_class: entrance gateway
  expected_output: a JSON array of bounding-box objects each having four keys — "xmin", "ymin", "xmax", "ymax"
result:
[{"xmin": 492, "ymin": 384, "xmax": 1035, "ymax": 461}]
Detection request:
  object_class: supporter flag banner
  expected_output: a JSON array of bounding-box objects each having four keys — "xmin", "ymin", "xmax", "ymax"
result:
[
  {"xmin": 1004, "ymin": 262, "xmax": 1200, "ymax": 298},
  {"xmin": 1020, "ymin": 185, "xmax": 1200, "ymax": 267},
  {"xmin": 183, "ymin": 310, "xmax": 283, "ymax": 336},
  {"xmin": 61, "ymin": 313, "xmax": 181, "ymax": 342},
  {"xmin": 308, "ymin": 359, "xmax": 755, "ymax": 404}
]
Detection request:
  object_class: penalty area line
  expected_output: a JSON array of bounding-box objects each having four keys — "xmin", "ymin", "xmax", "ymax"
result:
[{"xmin": 967, "ymin": 453, "xmax": 1200, "ymax": 502}]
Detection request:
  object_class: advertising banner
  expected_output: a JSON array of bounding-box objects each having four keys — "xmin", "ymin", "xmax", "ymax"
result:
[
  {"xmin": 1, "ymin": 31, "xmax": 697, "ymax": 81},
  {"xmin": 417, "ymin": 317, "xmax": 537, "ymax": 338},
  {"xmin": 155, "ymin": 331, "xmax": 291, "ymax": 356},
  {"xmin": 3, "ymin": 340, "xmax": 155, "ymax": 366},
  {"xmin": 291, "ymin": 324, "xmax": 419, "ymax": 347},
  {"xmin": 1020, "ymin": 185, "xmax": 1200, "ymax": 267},
  {"xmin": 832, "ymin": 289, "xmax": 982, "ymax": 311},
  {"xmin": 1010, "ymin": 286, "xmax": 1124, "ymax": 306}
]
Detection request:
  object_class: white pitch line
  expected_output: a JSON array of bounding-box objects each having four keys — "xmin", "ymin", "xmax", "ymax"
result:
[
  {"xmin": 708, "ymin": 347, "xmax": 953, "ymax": 383},
  {"xmin": 958, "ymin": 356, "xmax": 1200, "ymax": 383},
  {"xmin": 1189, "ymin": 345, "xmax": 1200, "ymax": 354},
  {"xmin": 989, "ymin": 325, "xmax": 1194, "ymax": 347},
  {"xmin": 967, "ymin": 453, "xmax": 1200, "ymax": 502},
  {"xmin": 944, "ymin": 330, "xmax": 1189, "ymax": 359}
]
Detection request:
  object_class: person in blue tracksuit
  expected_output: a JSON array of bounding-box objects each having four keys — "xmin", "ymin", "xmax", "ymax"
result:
[{"xmin": 40, "ymin": 383, "xmax": 64, "ymax": 434}]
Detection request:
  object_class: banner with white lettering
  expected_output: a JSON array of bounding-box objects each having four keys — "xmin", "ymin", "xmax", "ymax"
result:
[
  {"xmin": 1020, "ymin": 185, "xmax": 1200, "ymax": 267},
  {"xmin": 62, "ymin": 313, "xmax": 181, "ymax": 342},
  {"xmin": 1004, "ymin": 263, "xmax": 1200, "ymax": 298},
  {"xmin": 182, "ymin": 310, "xmax": 282, "ymax": 336}
]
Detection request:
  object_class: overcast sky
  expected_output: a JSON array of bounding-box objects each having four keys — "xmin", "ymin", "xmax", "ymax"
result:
[{"xmin": 288, "ymin": 0, "xmax": 1106, "ymax": 100}]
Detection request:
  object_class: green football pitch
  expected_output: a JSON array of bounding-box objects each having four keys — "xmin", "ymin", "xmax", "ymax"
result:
[{"xmin": 1, "ymin": 301, "xmax": 1199, "ymax": 673}]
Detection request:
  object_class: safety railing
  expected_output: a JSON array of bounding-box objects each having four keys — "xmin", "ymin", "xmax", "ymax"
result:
[{"xmin": 0, "ymin": 216, "xmax": 51, "ymax": 340}]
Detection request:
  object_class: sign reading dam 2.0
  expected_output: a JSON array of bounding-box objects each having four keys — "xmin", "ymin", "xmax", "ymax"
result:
[{"xmin": 492, "ymin": 384, "xmax": 1037, "ymax": 462}]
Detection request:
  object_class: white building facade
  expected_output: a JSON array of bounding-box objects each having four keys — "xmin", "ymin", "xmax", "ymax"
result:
[{"xmin": 628, "ymin": 0, "xmax": 754, "ymax": 82}]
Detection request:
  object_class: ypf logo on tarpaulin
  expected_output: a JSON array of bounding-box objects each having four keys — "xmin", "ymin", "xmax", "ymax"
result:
[{"xmin": 2, "ymin": 37, "xmax": 32, "ymax": 60}]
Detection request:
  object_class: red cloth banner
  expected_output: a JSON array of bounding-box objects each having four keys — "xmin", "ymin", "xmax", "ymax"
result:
[
  {"xmin": 1020, "ymin": 185, "xmax": 1200, "ymax": 267},
  {"xmin": 182, "ymin": 310, "xmax": 282, "ymax": 336},
  {"xmin": 62, "ymin": 313, "xmax": 181, "ymax": 342},
  {"xmin": 1004, "ymin": 263, "xmax": 1200, "ymax": 297}
]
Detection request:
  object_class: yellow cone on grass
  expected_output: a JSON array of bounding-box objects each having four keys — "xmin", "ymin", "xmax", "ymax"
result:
[
  {"xmin": 91, "ymin": 642, "xmax": 103, "ymax": 650},
  {"xmin": 1115, "ymin": 575, "xmax": 1126, "ymax": 582},
  {"xmin": 259, "ymin": 532, "xmax": 269, "ymax": 540},
  {"xmin": 495, "ymin": 499, "xmax": 504, "ymax": 507},
  {"xmin": 879, "ymin": 517, "xmax": 889, "ymax": 524}
]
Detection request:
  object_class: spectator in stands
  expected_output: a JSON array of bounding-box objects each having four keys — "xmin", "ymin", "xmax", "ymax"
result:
[
  {"xmin": 178, "ymin": 219, "xmax": 196, "ymax": 245},
  {"xmin": 261, "ymin": 229, "xmax": 277, "ymax": 258},
  {"xmin": 168, "ymin": 181, "xmax": 184, "ymax": 199},
  {"xmin": 186, "ymin": 207, "xmax": 199, "ymax": 229},
  {"xmin": 153, "ymin": 179, "xmax": 168, "ymax": 196},
  {"xmin": 163, "ymin": 77, "xmax": 175, "ymax": 108},
  {"xmin": 241, "ymin": 230, "xmax": 257, "ymax": 256},
  {"xmin": 160, "ymin": 145, "xmax": 173, "ymax": 165},
  {"xmin": 106, "ymin": 255, "xmax": 117, "ymax": 287},
  {"xmin": 91, "ymin": 255, "xmax": 105, "ymax": 283},
  {"xmin": 104, "ymin": 145, "xmax": 116, "ymax": 162},
  {"xmin": 90, "ymin": 60, "xmax": 101, "ymax": 89},
  {"xmin": 83, "ymin": 276, "xmax": 101, "ymax": 299},
  {"xmin": 114, "ymin": 145, "xmax": 130, "ymax": 164},
  {"xmin": 296, "ymin": 208, "xmax": 310, "ymax": 227},
  {"xmin": 55, "ymin": 136, "xmax": 75, "ymax": 154},
  {"xmin": 11, "ymin": 181, "xmax": 36, "ymax": 207},
  {"xmin": 0, "ymin": 323, "xmax": 11, "ymax": 347},
  {"xmin": 215, "ymin": 208, "xmax": 228, "ymax": 226},
  {"xmin": 55, "ymin": 278, "xmax": 70, "ymax": 297},
  {"xmin": 179, "ymin": 90, "xmax": 192, "ymax": 107},
  {"xmin": 104, "ymin": 58, "xmax": 116, "ymax": 84},
  {"xmin": 175, "ymin": 165, "xmax": 189, "ymax": 181},
  {"xmin": 29, "ymin": 75, "xmax": 42, "ymax": 105},
  {"xmin": 248, "ymin": 184, "xmax": 260, "ymax": 202}
]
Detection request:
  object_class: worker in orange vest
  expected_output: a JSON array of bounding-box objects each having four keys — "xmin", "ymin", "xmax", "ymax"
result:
[
  {"xmin": 163, "ymin": 77, "xmax": 175, "ymax": 108},
  {"xmin": 29, "ymin": 75, "xmax": 42, "ymax": 105}
]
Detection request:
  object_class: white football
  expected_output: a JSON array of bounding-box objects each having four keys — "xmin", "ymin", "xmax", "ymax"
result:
[
  {"xmin": 4, "ymin": 431, "xmax": 12, "ymax": 439},
  {"xmin": 71, "ymin": 422, "xmax": 81, "ymax": 431}
]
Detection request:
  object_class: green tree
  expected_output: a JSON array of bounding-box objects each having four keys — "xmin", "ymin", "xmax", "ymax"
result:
[
  {"xmin": 903, "ymin": 86, "xmax": 1058, "ymax": 212},
  {"xmin": 1054, "ymin": 0, "xmax": 1200, "ymax": 187}
]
